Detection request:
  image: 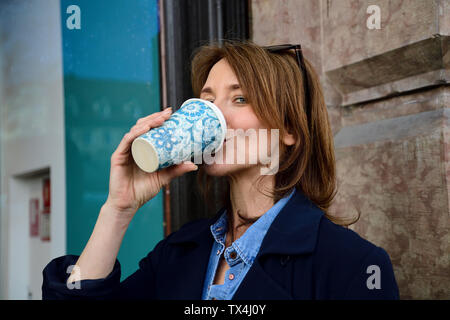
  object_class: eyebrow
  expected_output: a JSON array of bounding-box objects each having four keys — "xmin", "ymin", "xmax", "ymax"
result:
[{"xmin": 200, "ymin": 84, "xmax": 242, "ymax": 95}]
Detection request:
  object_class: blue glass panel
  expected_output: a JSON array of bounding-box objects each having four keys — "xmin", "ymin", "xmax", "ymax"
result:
[{"xmin": 60, "ymin": 0, "xmax": 163, "ymax": 280}]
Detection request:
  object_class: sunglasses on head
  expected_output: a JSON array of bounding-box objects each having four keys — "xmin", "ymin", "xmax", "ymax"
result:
[{"xmin": 263, "ymin": 44, "xmax": 311, "ymax": 121}]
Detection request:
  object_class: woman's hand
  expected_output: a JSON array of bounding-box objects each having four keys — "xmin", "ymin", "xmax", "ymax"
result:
[{"xmin": 104, "ymin": 107, "xmax": 198, "ymax": 222}]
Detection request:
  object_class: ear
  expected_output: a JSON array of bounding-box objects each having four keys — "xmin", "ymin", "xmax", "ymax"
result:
[{"xmin": 282, "ymin": 132, "xmax": 296, "ymax": 146}]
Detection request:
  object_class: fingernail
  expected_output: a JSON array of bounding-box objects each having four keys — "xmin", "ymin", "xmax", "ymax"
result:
[{"xmin": 184, "ymin": 161, "xmax": 198, "ymax": 170}]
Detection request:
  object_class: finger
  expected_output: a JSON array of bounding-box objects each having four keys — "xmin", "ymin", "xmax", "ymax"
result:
[
  {"xmin": 137, "ymin": 107, "xmax": 172, "ymax": 125},
  {"xmin": 137, "ymin": 108, "xmax": 170, "ymax": 123},
  {"xmin": 157, "ymin": 161, "xmax": 198, "ymax": 187},
  {"xmin": 135, "ymin": 108, "xmax": 172, "ymax": 133},
  {"xmin": 114, "ymin": 116, "xmax": 166, "ymax": 156},
  {"xmin": 136, "ymin": 113, "xmax": 158, "ymax": 125}
]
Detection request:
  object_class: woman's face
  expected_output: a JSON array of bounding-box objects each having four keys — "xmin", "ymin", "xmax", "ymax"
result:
[{"xmin": 199, "ymin": 58, "xmax": 289, "ymax": 177}]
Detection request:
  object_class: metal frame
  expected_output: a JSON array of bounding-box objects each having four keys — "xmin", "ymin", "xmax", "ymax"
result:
[{"xmin": 161, "ymin": 0, "xmax": 250, "ymax": 234}]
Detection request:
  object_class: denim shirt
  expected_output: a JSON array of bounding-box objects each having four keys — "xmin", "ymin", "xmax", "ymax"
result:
[{"xmin": 201, "ymin": 188, "xmax": 296, "ymax": 300}]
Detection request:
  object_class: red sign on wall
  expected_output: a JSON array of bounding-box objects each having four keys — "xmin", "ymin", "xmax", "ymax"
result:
[
  {"xmin": 29, "ymin": 198, "xmax": 39, "ymax": 237},
  {"xmin": 40, "ymin": 207, "xmax": 51, "ymax": 241},
  {"xmin": 41, "ymin": 178, "xmax": 51, "ymax": 241},
  {"xmin": 43, "ymin": 178, "xmax": 50, "ymax": 209}
]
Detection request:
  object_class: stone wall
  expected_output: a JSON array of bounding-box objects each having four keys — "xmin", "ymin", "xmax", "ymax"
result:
[{"xmin": 251, "ymin": 0, "xmax": 449, "ymax": 299}]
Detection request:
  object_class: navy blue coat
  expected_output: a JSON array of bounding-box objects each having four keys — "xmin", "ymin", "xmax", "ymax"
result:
[{"xmin": 42, "ymin": 189, "xmax": 400, "ymax": 300}]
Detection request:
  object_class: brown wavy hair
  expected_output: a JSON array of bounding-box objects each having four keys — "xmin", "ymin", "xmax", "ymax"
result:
[{"xmin": 190, "ymin": 39, "xmax": 358, "ymax": 227}]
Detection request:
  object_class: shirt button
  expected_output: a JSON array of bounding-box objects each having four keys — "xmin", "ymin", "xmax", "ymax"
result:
[
  {"xmin": 229, "ymin": 273, "xmax": 235, "ymax": 280},
  {"xmin": 229, "ymin": 251, "xmax": 237, "ymax": 259},
  {"xmin": 216, "ymin": 250, "xmax": 220, "ymax": 255}
]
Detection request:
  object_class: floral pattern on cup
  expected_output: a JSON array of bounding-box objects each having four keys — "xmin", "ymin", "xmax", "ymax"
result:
[{"xmin": 134, "ymin": 98, "xmax": 227, "ymax": 171}]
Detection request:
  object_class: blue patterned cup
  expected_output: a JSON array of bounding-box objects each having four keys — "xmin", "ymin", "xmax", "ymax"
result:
[{"xmin": 131, "ymin": 98, "xmax": 227, "ymax": 173}]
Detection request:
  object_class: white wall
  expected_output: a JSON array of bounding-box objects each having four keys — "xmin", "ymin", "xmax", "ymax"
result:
[{"xmin": 0, "ymin": 0, "xmax": 66, "ymax": 299}]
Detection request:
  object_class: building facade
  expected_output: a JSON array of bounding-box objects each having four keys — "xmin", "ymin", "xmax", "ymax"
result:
[{"xmin": 251, "ymin": 0, "xmax": 450, "ymax": 299}]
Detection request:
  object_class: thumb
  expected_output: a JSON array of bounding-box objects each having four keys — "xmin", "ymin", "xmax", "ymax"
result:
[{"xmin": 157, "ymin": 161, "xmax": 198, "ymax": 186}]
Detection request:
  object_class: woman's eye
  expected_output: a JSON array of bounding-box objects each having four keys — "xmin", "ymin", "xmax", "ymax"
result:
[{"xmin": 234, "ymin": 97, "xmax": 247, "ymax": 104}]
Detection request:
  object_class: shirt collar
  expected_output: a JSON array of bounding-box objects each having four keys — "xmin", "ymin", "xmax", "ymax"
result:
[
  {"xmin": 209, "ymin": 188, "xmax": 296, "ymax": 265},
  {"xmin": 210, "ymin": 212, "xmax": 227, "ymax": 245},
  {"xmin": 232, "ymin": 188, "xmax": 296, "ymax": 265},
  {"xmin": 168, "ymin": 187, "xmax": 324, "ymax": 256}
]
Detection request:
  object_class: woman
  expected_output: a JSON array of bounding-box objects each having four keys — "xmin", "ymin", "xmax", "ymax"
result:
[{"xmin": 42, "ymin": 40, "xmax": 399, "ymax": 300}]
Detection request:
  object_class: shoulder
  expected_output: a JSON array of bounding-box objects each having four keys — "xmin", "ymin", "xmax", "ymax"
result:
[
  {"xmin": 316, "ymin": 217, "xmax": 377, "ymax": 258},
  {"xmin": 315, "ymin": 217, "xmax": 393, "ymax": 268},
  {"xmin": 165, "ymin": 217, "xmax": 213, "ymax": 245},
  {"xmin": 138, "ymin": 217, "xmax": 212, "ymax": 268},
  {"xmin": 313, "ymin": 217, "xmax": 399, "ymax": 299}
]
